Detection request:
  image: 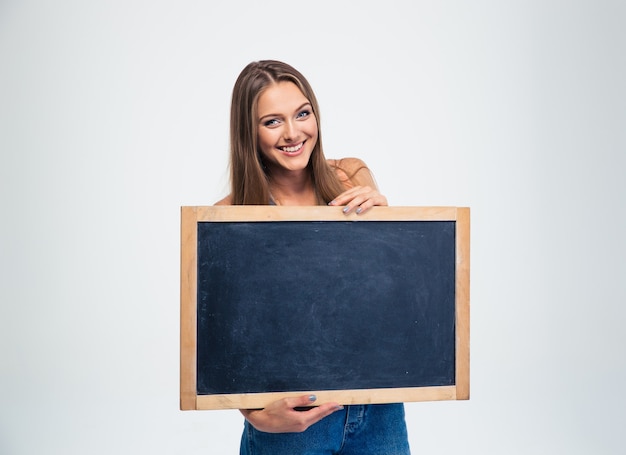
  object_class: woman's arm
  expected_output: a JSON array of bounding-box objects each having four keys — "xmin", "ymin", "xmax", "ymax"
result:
[{"xmin": 328, "ymin": 157, "xmax": 388, "ymax": 214}]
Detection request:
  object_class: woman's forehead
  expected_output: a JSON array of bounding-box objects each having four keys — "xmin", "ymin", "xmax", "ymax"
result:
[{"xmin": 257, "ymin": 81, "xmax": 309, "ymax": 116}]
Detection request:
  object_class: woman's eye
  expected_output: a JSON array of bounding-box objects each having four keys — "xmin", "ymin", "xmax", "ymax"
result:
[
  {"xmin": 297, "ymin": 110, "xmax": 311, "ymax": 119},
  {"xmin": 263, "ymin": 119, "xmax": 280, "ymax": 127}
]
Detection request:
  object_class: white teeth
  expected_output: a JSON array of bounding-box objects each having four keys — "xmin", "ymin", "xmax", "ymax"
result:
[{"xmin": 281, "ymin": 143, "xmax": 303, "ymax": 153}]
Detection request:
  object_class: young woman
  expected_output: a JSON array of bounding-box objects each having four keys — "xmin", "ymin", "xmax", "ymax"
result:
[{"xmin": 216, "ymin": 60, "xmax": 411, "ymax": 455}]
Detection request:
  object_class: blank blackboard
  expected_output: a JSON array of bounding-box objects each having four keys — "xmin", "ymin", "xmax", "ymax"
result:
[{"xmin": 180, "ymin": 206, "xmax": 469, "ymax": 410}]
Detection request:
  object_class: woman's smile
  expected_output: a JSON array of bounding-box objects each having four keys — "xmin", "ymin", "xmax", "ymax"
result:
[{"xmin": 279, "ymin": 141, "xmax": 305, "ymax": 155}]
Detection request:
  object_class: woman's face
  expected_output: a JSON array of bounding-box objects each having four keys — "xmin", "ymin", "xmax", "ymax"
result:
[{"xmin": 256, "ymin": 81, "xmax": 318, "ymax": 173}]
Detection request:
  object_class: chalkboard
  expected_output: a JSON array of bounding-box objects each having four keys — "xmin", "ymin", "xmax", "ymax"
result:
[{"xmin": 180, "ymin": 206, "xmax": 469, "ymax": 410}]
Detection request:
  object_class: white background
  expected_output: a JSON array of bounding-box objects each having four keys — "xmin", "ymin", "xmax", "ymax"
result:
[{"xmin": 1, "ymin": 1, "xmax": 625, "ymax": 453}]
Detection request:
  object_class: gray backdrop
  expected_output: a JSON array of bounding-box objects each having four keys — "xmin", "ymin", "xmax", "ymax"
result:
[{"xmin": 1, "ymin": 1, "xmax": 624, "ymax": 453}]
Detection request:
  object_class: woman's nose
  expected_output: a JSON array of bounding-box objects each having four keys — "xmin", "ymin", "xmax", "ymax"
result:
[{"xmin": 283, "ymin": 120, "xmax": 298, "ymax": 141}]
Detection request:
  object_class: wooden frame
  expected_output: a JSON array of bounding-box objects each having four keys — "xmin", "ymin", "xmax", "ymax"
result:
[{"xmin": 180, "ymin": 206, "xmax": 470, "ymax": 410}]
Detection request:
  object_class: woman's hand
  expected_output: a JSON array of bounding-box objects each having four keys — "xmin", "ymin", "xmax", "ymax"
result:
[
  {"xmin": 329, "ymin": 186, "xmax": 388, "ymax": 215},
  {"xmin": 240, "ymin": 395, "xmax": 343, "ymax": 433}
]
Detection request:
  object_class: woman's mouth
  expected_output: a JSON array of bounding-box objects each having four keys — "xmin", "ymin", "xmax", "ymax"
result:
[{"xmin": 279, "ymin": 142, "xmax": 304, "ymax": 154}]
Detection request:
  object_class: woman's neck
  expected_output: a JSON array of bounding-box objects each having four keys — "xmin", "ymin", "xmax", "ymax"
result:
[{"xmin": 267, "ymin": 167, "xmax": 317, "ymax": 206}]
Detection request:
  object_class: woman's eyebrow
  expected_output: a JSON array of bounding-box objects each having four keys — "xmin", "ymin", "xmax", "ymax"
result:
[{"xmin": 295, "ymin": 102, "xmax": 312, "ymax": 111}]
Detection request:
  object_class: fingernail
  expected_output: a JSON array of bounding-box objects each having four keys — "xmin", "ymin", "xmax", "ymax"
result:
[
  {"xmin": 342, "ymin": 206, "xmax": 349, "ymax": 213},
  {"xmin": 335, "ymin": 405, "xmax": 344, "ymax": 410},
  {"xmin": 328, "ymin": 200, "xmax": 335, "ymax": 206},
  {"xmin": 308, "ymin": 395, "xmax": 317, "ymax": 402},
  {"xmin": 356, "ymin": 207, "xmax": 362, "ymax": 214}
]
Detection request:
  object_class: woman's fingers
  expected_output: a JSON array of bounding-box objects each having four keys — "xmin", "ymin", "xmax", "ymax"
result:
[
  {"xmin": 329, "ymin": 186, "xmax": 388, "ymax": 215},
  {"xmin": 240, "ymin": 395, "xmax": 343, "ymax": 433}
]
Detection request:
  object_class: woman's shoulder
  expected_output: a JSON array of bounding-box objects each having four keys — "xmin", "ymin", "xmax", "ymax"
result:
[
  {"xmin": 327, "ymin": 157, "xmax": 367, "ymax": 171},
  {"xmin": 214, "ymin": 194, "xmax": 233, "ymax": 205},
  {"xmin": 326, "ymin": 157, "xmax": 377, "ymax": 189}
]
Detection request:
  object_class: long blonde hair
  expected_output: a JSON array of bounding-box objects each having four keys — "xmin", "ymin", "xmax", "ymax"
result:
[{"xmin": 229, "ymin": 60, "xmax": 345, "ymax": 205}]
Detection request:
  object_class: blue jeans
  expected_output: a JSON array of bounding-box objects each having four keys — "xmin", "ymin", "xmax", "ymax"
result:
[{"xmin": 239, "ymin": 403, "xmax": 411, "ymax": 455}]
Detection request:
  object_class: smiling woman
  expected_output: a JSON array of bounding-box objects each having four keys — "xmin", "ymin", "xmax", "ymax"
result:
[
  {"xmin": 212, "ymin": 60, "xmax": 407, "ymax": 454},
  {"xmin": 215, "ymin": 60, "xmax": 387, "ymax": 213}
]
